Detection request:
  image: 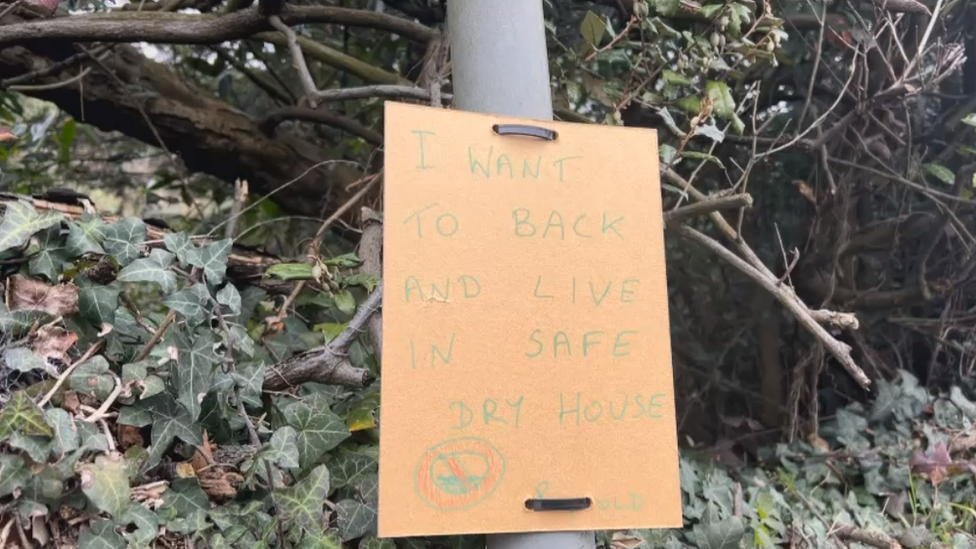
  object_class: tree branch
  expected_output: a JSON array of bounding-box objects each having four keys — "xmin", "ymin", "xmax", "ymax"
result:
[
  {"xmin": 0, "ymin": 5, "xmax": 438, "ymax": 46},
  {"xmin": 309, "ymin": 84, "xmax": 452, "ymax": 104},
  {"xmin": 664, "ymin": 194, "xmax": 753, "ymax": 225},
  {"xmin": 263, "ymin": 284, "xmax": 382, "ymax": 391},
  {"xmin": 675, "ymin": 224, "xmax": 869, "ymax": 389},
  {"xmin": 258, "ymin": 107, "xmax": 382, "ymax": 145},
  {"xmin": 359, "ymin": 207, "xmax": 383, "ymax": 364},
  {"xmin": 253, "ymin": 32, "xmax": 407, "ymax": 85}
]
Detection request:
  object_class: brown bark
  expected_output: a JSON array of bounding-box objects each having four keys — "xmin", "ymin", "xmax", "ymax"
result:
[{"xmin": 0, "ymin": 5, "xmax": 437, "ymax": 46}]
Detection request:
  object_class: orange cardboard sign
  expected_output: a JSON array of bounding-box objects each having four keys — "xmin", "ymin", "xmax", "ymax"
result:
[{"xmin": 378, "ymin": 102, "xmax": 682, "ymax": 537}]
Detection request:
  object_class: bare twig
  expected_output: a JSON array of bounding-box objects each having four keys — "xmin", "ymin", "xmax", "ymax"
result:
[
  {"xmin": 266, "ymin": 172, "xmax": 381, "ymax": 332},
  {"xmin": 899, "ymin": 0, "xmax": 945, "ymax": 80},
  {"xmin": 134, "ymin": 311, "xmax": 177, "ymax": 362},
  {"xmin": 225, "ymin": 179, "xmax": 249, "ymax": 240},
  {"xmin": 832, "ymin": 524, "xmax": 902, "ymax": 549},
  {"xmin": 209, "ymin": 294, "xmax": 260, "ymax": 446},
  {"xmin": 37, "ymin": 340, "xmax": 105, "ymax": 408},
  {"xmin": 82, "ymin": 371, "xmax": 123, "ymax": 423},
  {"xmin": 268, "ymin": 15, "xmax": 318, "ymax": 107},
  {"xmin": 675, "ymin": 224, "xmax": 869, "ymax": 388},
  {"xmin": 664, "ymin": 194, "xmax": 753, "ymax": 225}
]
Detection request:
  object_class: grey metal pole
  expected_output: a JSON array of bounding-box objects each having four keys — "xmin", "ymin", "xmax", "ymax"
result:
[{"xmin": 445, "ymin": 2, "xmax": 595, "ymax": 549}]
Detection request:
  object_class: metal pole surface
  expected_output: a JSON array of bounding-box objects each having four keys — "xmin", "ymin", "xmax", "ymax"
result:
[{"xmin": 445, "ymin": 2, "xmax": 594, "ymax": 549}]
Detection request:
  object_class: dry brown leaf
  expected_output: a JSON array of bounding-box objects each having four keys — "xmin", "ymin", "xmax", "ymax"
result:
[
  {"xmin": 611, "ymin": 532, "xmax": 645, "ymax": 549},
  {"xmin": 118, "ymin": 425, "xmax": 144, "ymax": 450},
  {"xmin": 6, "ymin": 275, "xmax": 79, "ymax": 317},
  {"xmin": 807, "ymin": 432, "xmax": 831, "ymax": 452},
  {"xmin": 793, "ymin": 180, "xmax": 817, "ymax": 206},
  {"xmin": 199, "ymin": 469, "xmax": 244, "ymax": 503},
  {"xmin": 31, "ymin": 325, "xmax": 78, "ymax": 365},
  {"xmin": 61, "ymin": 391, "xmax": 81, "ymax": 413}
]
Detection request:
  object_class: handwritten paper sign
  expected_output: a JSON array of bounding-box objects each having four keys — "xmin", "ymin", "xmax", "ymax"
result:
[{"xmin": 378, "ymin": 102, "xmax": 682, "ymax": 537}]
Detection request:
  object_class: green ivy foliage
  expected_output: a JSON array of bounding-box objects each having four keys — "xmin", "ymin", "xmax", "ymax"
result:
[{"xmin": 0, "ymin": 197, "xmax": 974, "ymax": 548}]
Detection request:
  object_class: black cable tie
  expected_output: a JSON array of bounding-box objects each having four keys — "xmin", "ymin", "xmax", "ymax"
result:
[
  {"xmin": 492, "ymin": 123, "xmax": 558, "ymax": 142},
  {"xmin": 524, "ymin": 497, "xmax": 591, "ymax": 512}
]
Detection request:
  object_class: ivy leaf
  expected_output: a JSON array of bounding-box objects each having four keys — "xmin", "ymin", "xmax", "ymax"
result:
[
  {"xmin": 231, "ymin": 360, "xmax": 263, "ymax": 407},
  {"xmin": 0, "ymin": 390, "xmax": 54, "ymax": 440},
  {"xmin": 143, "ymin": 393, "xmax": 204, "ymax": 469},
  {"xmin": 0, "ymin": 201, "xmax": 63, "ymax": 253},
  {"xmin": 173, "ymin": 330, "xmax": 219, "ymax": 421},
  {"xmin": 266, "ymin": 262, "xmax": 315, "ymax": 281},
  {"xmin": 3, "ymin": 346, "xmax": 47, "ymax": 372},
  {"xmin": 216, "ymin": 283, "xmax": 241, "ymax": 314},
  {"xmin": 923, "ymin": 163, "xmax": 955, "ymax": 186},
  {"xmin": 693, "ymin": 517, "xmax": 745, "ymax": 549},
  {"xmin": 299, "ymin": 531, "xmax": 344, "ymax": 549},
  {"xmin": 705, "ymin": 80, "xmax": 736, "ymax": 119},
  {"xmin": 186, "ymin": 238, "xmax": 232, "ymax": 285},
  {"xmin": 283, "ymin": 396, "xmax": 351, "ymax": 470},
  {"xmin": 276, "ymin": 464, "xmax": 331, "ymax": 534},
  {"xmin": 345, "ymin": 393, "xmax": 379, "ymax": 432},
  {"xmin": 163, "ymin": 283, "xmax": 211, "ymax": 325},
  {"xmin": 78, "ymin": 520, "xmax": 126, "ymax": 549},
  {"xmin": 10, "ymin": 432, "xmax": 51, "ymax": 462},
  {"xmin": 962, "ymin": 113, "xmax": 976, "ymax": 128},
  {"xmin": 101, "ymin": 217, "xmax": 147, "ymax": 266},
  {"xmin": 0, "ymin": 454, "xmax": 30, "ymax": 497},
  {"xmin": 342, "ymin": 273, "xmax": 377, "ymax": 293},
  {"xmin": 163, "ymin": 231, "xmax": 192, "ymax": 264},
  {"xmin": 699, "ymin": 3, "xmax": 725, "ymax": 18},
  {"xmin": 694, "ymin": 121, "xmax": 725, "ymax": 143},
  {"xmin": 65, "ymin": 213, "xmax": 105, "ymax": 256},
  {"xmin": 69, "ymin": 355, "xmax": 115, "ymax": 401},
  {"xmin": 580, "ymin": 10, "xmax": 606, "ymax": 48},
  {"xmin": 264, "ymin": 426, "xmax": 300, "ymax": 469},
  {"xmin": 650, "ymin": 0, "xmax": 680, "ymax": 15},
  {"xmin": 118, "ymin": 249, "xmax": 177, "ymax": 295},
  {"xmin": 324, "ymin": 253, "xmax": 360, "ymax": 267},
  {"xmin": 120, "ymin": 503, "xmax": 159, "ymax": 548},
  {"xmin": 78, "ymin": 283, "xmax": 121, "ymax": 326},
  {"xmin": 663, "ymin": 69, "xmax": 692, "ymax": 86},
  {"xmin": 46, "ymin": 408, "xmax": 80, "ymax": 458},
  {"xmin": 80, "ymin": 452, "xmax": 131, "ymax": 518},
  {"xmin": 29, "ymin": 226, "xmax": 68, "ymax": 281},
  {"xmin": 336, "ymin": 499, "xmax": 377, "ymax": 541},
  {"xmin": 162, "ymin": 478, "xmax": 209, "ymax": 517},
  {"xmin": 227, "ymin": 324, "xmax": 256, "ymax": 358},
  {"xmin": 335, "ymin": 289, "xmax": 356, "ymax": 316},
  {"xmin": 330, "ymin": 452, "xmax": 377, "ymax": 490},
  {"xmin": 360, "ymin": 536, "xmax": 395, "ymax": 549}
]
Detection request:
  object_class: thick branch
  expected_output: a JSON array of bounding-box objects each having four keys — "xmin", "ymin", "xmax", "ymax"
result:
[
  {"xmin": 310, "ymin": 84, "xmax": 452, "ymax": 104},
  {"xmin": 263, "ymin": 284, "xmax": 382, "ymax": 391},
  {"xmin": 0, "ymin": 5, "xmax": 438, "ymax": 46},
  {"xmin": 359, "ymin": 207, "xmax": 383, "ymax": 364},
  {"xmin": 0, "ymin": 40, "xmax": 365, "ymax": 217}
]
